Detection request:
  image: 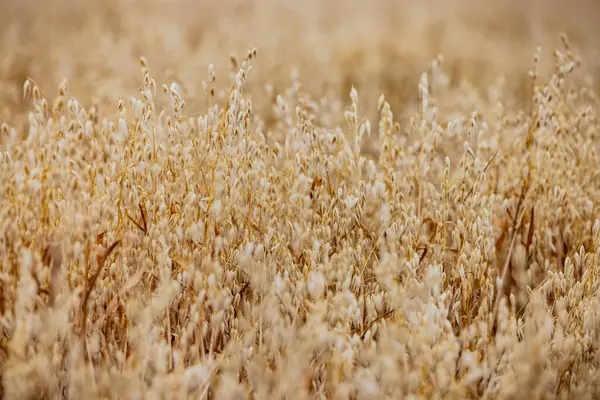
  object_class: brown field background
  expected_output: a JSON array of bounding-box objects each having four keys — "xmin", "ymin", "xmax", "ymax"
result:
[{"xmin": 1, "ymin": 0, "xmax": 599, "ymax": 125}]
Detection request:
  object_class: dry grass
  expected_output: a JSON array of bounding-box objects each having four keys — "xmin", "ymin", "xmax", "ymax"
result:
[{"xmin": 1, "ymin": 0, "xmax": 600, "ymax": 398}]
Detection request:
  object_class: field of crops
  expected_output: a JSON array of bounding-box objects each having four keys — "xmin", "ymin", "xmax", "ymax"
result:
[{"xmin": 1, "ymin": 0, "xmax": 600, "ymax": 398}]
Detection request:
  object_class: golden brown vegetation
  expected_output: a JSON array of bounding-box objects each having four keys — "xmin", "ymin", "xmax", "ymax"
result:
[{"xmin": 1, "ymin": 0, "xmax": 600, "ymax": 398}]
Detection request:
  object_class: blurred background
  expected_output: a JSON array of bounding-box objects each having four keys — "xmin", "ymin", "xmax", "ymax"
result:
[{"xmin": 1, "ymin": 0, "xmax": 599, "ymax": 130}]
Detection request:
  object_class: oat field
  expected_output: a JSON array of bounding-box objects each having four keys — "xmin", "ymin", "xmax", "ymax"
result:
[{"xmin": 1, "ymin": 0, "xmax": 600, "ymax": 398}]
